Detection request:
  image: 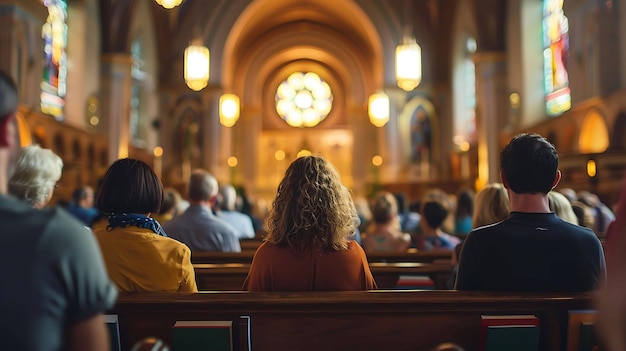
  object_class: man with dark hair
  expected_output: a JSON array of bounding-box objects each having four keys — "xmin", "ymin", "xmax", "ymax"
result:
[
  {"xmin": 456, "ymin": 133, "xmax": 605, "ymax": 292},
  {"xmin": 0, "ymin": 70, "xmax": 117, "ymax": 349}
]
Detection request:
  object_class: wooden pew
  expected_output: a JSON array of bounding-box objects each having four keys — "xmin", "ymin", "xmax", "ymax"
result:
[
  {"xmin": 191, "ymin": 248, "xmax": 453, "ymax": 265},
  {"xmin": 192, "ymin": 262, "xmax": 455, "ymax": 290},
  {"xmin": 109, "ymin": 290, "xmax": 593, "ymax": 351}
]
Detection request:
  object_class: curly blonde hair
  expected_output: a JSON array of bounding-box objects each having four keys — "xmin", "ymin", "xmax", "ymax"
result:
[{"xmin": 265, "ymin": 155, "xmax": 358, "ymax": 251}]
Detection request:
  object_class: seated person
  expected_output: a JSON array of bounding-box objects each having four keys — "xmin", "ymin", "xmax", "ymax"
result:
[
  {"xmin": 472, "ymin": 183, "xmax": 510, "ymax": 228},
  {"xmin": 243, "ymin": 155, "xmax": 376, "ymax": 291},
  {"xmin": 456, "ymin": 133, "xmax": 605, "ymax": 292},
  {"xmin": 152, "ymin": 187, "xmax": 181, "ymax": 224},
  {"xmin": 416, "ymin": 200, "xmax": 460, "ymax": 251},
  {"xmin": 216, "ymin": 183, "xmax": 256, "ymax": 239},
  {"xmin": 548, "ymin": 190, "xmax": 578, "ymax": 225},
  {"xmin": 362, "ymin": 191, "xmax": 411, "ymax": 252},
  {"xmin": 94, "ymin": 158, "xmax": 197, "ymax": 292},
  {"xmin": 164, "ymin": 170, "xmax": 241, "ymax": 252},
  {"xmin": 66, "ymin": 185, "xmax": 99, "ymax": 226},
  {"xmin": 8, "ymin": 144, "xmax": 63, "ymax": 209}
]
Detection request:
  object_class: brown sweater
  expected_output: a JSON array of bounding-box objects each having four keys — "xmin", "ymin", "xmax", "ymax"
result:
[{"xmin": 243, "ymin": 241, "xmax": 377, "ymax": 291}]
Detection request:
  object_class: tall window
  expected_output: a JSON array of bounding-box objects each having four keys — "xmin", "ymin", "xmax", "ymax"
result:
[
  {"xmin": 130, "ymin": 40, "xmax": 145, "ymax": 146},
  {"xmin": 453, "ymin": 37, "xmax": 477, "ymax": 146},
  {"xmin": 543, "ymin": 0, "xmax": 571, "ymax": 116},
  {"xmin": 41, "ymin": 0, "xmax": 67, "ymax": 119}
]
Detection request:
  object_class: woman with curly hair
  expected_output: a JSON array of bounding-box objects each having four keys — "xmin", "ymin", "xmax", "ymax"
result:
[{"xmin": 243, "ymin": 155, "xmax": 376, "ymax": 291}]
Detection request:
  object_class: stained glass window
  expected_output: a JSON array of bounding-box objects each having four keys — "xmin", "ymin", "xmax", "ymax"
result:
[
  {"xmin": 543, "ymin": 0, "xmax": 571, "ymax": 116},
  {"xmin": 41, "ymin": 0, "xmax": 67, "ymax": 119}
]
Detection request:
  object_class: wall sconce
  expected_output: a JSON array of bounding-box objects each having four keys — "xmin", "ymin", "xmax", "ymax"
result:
[
  {"xmin": 586, "ymin": 159, "xmax": 597, "ymax": 178},
  {"xmin": 219, "ymin": 94, "xmax": 240, "ymax": 127},
  {"xmin": 184, "ymin": 39, "xmax": 210, "ymax": 91},
  {"xmin": 368, "ymin": 92, "xmax": 390, "ymax": 127},
  {"xmin": 395, "ymin": 32, "xmax": 422, "ymax": 91},
  {"xmin": 155, "ymin": 0, "xmax": 182, "ymax": 9}
]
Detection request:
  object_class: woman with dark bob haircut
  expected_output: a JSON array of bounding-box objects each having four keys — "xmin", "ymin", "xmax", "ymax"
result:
[
  {"xmin": 242, "ymin": 155, "xmax": 377, "ymax": 291},
  {"xmin": 94, "ymin": 158, "xmax": 197, "ymax": 292}
]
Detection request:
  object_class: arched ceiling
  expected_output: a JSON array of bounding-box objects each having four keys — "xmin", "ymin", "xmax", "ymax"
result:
[{"xmin": 222, "ymin": 0, "xmax": 384, "ymax": 105}]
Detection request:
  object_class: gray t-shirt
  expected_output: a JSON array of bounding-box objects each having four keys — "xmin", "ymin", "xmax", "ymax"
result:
[{"xmin": 0, "ymin": 195, "xmax": 118, "ymax": 350}]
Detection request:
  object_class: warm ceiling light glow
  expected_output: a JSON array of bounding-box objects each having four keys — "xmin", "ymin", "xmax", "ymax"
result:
[
  {"xmin": 89, "ymin": 116, "xmax": 99, "ymax": 126},
  {"xmin": 153, "ymin": 146, "xmax": 163, "ymax": 157},
  {"xmin": 275, "ymin": 150, "xmax": 285, "ymax": 161},
  {"xmin": 219, "ymin": 94, "xmax": 240, "ymax": 127},
  {"xmin": 372, "ymin": 155, "xmax": 383, "ymax": 166},
  {"xmin": 395, "ymin": 37, "xmax": 422, "ymax": 91},
  {"xmin": 155, "ymin": 0, "xmax": 183, "ymax": 9},
  {"xmin": 368, "ymin": 92, "xmax": 389, "ymax": 127},
  {"xmin": 297, "ymin": 149, "xmax": 312, "ymax": 158},
  {"xmin": 276, "ymin": 72, "xmax": 333, "ymax": 128},
  {"xmin": 227, "ymin": 156, "xmax": 238, "ymax": 167},
  {"xmin": 459, "ymin": 141, "xmax": 470, "ymax": 152},
  {"xmin": 184, "ymin": 42, "xmax": 209, "ymax": 91}
]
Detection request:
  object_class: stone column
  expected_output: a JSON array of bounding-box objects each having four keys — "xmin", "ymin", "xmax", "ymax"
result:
[
  {"xmin": 474, "ymin": 52, "xmax": 508, "ymax": 188},
  {"xmin": 200, "ymin": 87, "xmax": 223, "ymax": 177},
  {"xmin": 100, "ymin": 53, "xmax": 132, "ymax": 165}
]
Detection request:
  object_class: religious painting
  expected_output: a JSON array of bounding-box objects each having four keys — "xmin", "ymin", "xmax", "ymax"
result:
[
  {"xmin": 174, "ymin": 107, "xmax": 204, "ymax": 180},
  {"xmin": 410, "ymin": 106, "xmax": 432, "ymax": 164},
  {"xmin": 399, "ymin": 96, "xmax": 438, "ymax": 180}
]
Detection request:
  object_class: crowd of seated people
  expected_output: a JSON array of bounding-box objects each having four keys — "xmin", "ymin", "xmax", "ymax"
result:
[{"xmin": 3, "ymin": 65, "xmax": 624, "ymax": 349}]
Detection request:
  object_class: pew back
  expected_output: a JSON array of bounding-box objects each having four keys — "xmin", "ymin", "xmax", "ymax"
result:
[
  {"xmin": 191, "ymin": 249, "xmax": 454, "ymax": 264},
  {"xmin": 193, "ymin": 262, "xmax": 455, "ymax": 290},
  {"xmin": 110, "ymin": 291, "xmax": 592, "ymax": 351}
]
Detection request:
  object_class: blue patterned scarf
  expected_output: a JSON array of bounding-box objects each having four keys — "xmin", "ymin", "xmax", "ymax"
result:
[{"xmin": 107, "ymin": 212, "xmax": 168, "ymax": 237}]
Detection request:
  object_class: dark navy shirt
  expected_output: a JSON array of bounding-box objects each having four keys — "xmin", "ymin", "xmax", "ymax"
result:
[{"xmin": 455, "ymin": 212, "xmax": 606, "ymax": 292}]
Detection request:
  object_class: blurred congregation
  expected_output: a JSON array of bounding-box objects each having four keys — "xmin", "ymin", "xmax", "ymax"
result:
[{"xmin": 3, "ymin": 0, "xmax": 626, "ymax": 350}]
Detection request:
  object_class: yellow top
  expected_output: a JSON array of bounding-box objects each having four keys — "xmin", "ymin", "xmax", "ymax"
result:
[{"xmin": 94, "ymin": 225, "xmax": 197, "ymax": 292}]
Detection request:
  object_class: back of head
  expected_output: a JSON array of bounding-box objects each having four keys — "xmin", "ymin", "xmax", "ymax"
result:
[
  {"xmin": 266, "ymin": 155, "xmax": 357, "ymax": 251},
  {"xmin": 473, "ymin": 183, "xmax": 510, "ymax": 228},
  {"xmin": 8, "ymin": 145, "xmax": 63, "ymax": 206},
  {"xmin": 571, "ymin": 200, "xmax": 596, "ymax": 229},
  {"xmin": 500, "ymin": 133, "xmax": 558, "ymax": 194},
  {"xmin": 372, "ymin": 191, "xmax": 398, "ymax": 224},
  {"xmin": 548, "ymin": 190, "xmax": 578, "ymax": 225},
  {"xmin": 218, "ymin": 183, "xmax": 237, "ymax": 211},
  {"xmin": 71, "ymin": 185, "xmax": 93, "ymax": 204},
  {"xmin": 159, "ymin": 187, "xmax": 181, "ymax": 215},
  {"xmin": 0, "ymin": 70, "xmax": 18, "ymax": 120},
  {"xmin": 187, "ymin": 170, "xmax": 218, "ymax": 202},
  {"xmin": 456, "ymin": 190, "xmax": 474, "ymax": 217},
  {"xmin": 422, "ymin": 200, "xmax": 449, "ymax": 229},
  {"xmin": 96, "ymin": 158, "xmax": 163, "ymax": 214}
]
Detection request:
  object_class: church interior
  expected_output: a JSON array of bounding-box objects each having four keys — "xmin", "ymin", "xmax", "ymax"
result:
[{"xmin": 3, "ymin": 0, "xmax": 626, "ymax": 207}]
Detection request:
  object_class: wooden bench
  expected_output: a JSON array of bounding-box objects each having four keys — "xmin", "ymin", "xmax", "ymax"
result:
[
  {"xmin": 191, "ymin": 248, "xmax": 453, "ymax": 265},
  {"xmin": 192, "ymin": 262, "xmax": 454, "ymax": 290},
  {"xmin": 109, "ymin": 290, "xmax": 593, "ymax": 351}
]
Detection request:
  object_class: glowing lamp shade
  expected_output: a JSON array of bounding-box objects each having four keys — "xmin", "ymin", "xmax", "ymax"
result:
[
  {"xmin": 184, "ymin": 44, "xmax": 210, "ymax": 91},
  {"xmin": 395, "ymin": 40, "xmax": 422, "ymax": 91},
  {"xmin": 368, "ymin": 92, "xmax": 389, "ymax": 127},
  {"xmin": 155, "ymin": 0, "xmax": 183, "ymax": 9},
  {"xmin": 220, "ymin": 94, "xmax": 240, "ymax": 127}
]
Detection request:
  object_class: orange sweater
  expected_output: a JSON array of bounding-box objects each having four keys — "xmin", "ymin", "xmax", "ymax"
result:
[{"xmin": 243, "ymin": 241, "xmax": 377, "ymax": 291}]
